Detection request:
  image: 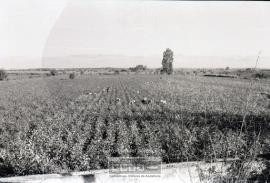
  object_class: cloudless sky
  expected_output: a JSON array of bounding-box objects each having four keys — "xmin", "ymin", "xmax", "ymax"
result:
[{"xmin": 1, "ymin": 0, "xmax": 270, "ymax": 69}]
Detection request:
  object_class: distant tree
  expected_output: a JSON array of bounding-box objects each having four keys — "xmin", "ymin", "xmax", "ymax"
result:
[
  {"xmin": 69, "ymin": 73, "xmax": 75, "ymax": 79},
  {"xmin": 129, "ymin": 67, "xmax": 136, "ymax": 72},
  {"xmin": 0, "ymin": 69, "xmax": 7, "ymax": 81},
  {"xmin": 136, "ymin": 65, "xmax": 147, "ymax": 71},
  {"xmin": 225, "ymin": 66, "xmax": 230, "ymax": 70},
  {"xmin": 129, "ymin": 65, "xmax": 147, "ymax": 72},
  {"xmin": 114, "ymin": 70, "xmax": 120, "ymax": 75},
  {"xmin": 50, "ymin": 69, "xmax": 58, "ymax": 76},
  {"xmin": 161, "ymin": 48, "xmax": 174, "ymax": 74}
]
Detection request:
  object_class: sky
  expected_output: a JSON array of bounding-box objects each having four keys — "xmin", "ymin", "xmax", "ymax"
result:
[{"xmin": 0, "ymin": 0, "xmax": 270, "ymax": 69}]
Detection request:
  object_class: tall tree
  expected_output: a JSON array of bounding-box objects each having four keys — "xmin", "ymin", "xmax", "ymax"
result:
[{"xmin": 161, "ymin": 48, "xmax": 174, "ymax": 74}]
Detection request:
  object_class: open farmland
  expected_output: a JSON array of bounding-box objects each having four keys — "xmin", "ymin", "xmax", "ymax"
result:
[{"xmin": 0, "ymin": 74, "xmax": 270, "ymax": 177}]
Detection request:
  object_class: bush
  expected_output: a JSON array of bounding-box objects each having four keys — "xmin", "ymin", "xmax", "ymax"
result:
[
  {"xmin": 69, "ymin": 73, "xmax": 75, "ymax": 79},
  {"xmin": 254, "ymin": 72, "xmax": 267, "ymax": 79},
  {"xmin": 50, "ymin": 69, "xmax": 58, "ymax": 76},
  {"xmin": 0, "ymin": 69, "xmax": 7, "ymax": 81}
]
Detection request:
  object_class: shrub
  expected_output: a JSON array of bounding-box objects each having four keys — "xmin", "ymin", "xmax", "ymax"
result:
[
  {"xmin": 69, "ymin": 73, "xmax": 75, "ymax": 79},
  {"xmin": 254, "ymin": 72, "xmax": 267, "ymax": 79},
  {"xmin": 0, "ymin": 69, "xmax": 7, "ymax": 81},
  {"xmin": 50, "ymin": 69, "xmax": 58, "ymax": 76}
]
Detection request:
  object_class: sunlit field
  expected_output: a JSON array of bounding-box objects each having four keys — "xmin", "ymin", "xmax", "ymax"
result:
[{"xmin": 0, "ymin": 74, "xmax": 269, "ymax": 177}]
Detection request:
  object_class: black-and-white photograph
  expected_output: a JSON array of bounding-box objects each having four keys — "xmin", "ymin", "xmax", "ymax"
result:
[{"xmin": 0, "ymin": 1, "xmax": 270, "ymax": 183}]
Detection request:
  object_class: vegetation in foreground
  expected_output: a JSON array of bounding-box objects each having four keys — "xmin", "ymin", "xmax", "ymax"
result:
[{"xmin": 0, "ymin": 74, "xmax": 269, "ymax": 180}]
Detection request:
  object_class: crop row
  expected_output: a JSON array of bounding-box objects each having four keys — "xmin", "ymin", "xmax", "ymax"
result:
[{"xmin": 0, "ymin": 75, "xmax": 269, "ymax": 176}]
